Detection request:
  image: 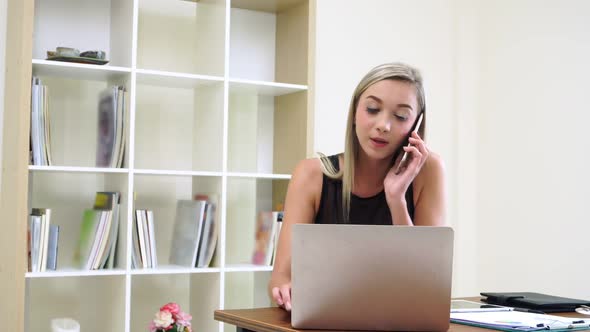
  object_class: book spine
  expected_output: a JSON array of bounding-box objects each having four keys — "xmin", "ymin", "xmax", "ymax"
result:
[{"xmin": 46, "ymin": 225, "xmax": 59, "ymax": 271}]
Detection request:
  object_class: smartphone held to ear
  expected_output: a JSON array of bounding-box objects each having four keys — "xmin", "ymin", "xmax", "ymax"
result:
[{"xmin": 394, "ymin": 113, "xmax": 424, "ymax": 174}]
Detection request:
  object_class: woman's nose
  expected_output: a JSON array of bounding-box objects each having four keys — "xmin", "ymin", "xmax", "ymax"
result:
[{"xmin": 376, "ymin": 116, "xmax": 391, "ymax": 133}]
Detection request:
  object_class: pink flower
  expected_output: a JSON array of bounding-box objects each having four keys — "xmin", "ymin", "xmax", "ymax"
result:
[
  {"xmin": 160, "ymin": 302, "xmax": 180, "ymax": 315},
  {"xmin": 174, "ymin": 311, "xmax": 192, "ymax": 327},
  {"xmin": 149, "ymin": 321, "xmax": 157, "ymax": 332},
  {"xmin": 153, "ymin": 310, "xmax": 174, "ymax": 329}
]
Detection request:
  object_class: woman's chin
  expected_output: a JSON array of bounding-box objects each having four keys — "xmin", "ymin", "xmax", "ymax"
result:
[{"xmin": 361, "ymin": 145, "xmax": 394, "ymax": 161}]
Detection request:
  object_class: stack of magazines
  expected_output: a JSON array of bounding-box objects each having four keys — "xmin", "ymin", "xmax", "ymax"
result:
[
  {"xmin": 73, "ymin": 192, "xmax": 121, "ymax": 270},
  {"xmin": 131, "ymin": 209, "xmax": 158, "ymax": 269},
  {"xmin": 28, "ymin": 208, "xmax": 59, "ymax": 272},
  {"xmin": 169, "ymin": 196, "xmax": 218, "ymax": 268},
  {"xmin": 96, "ymin": 86, "xmax": 126, "ymax": 168},
  {"xmin": 30, "ymin": 77, "xmax": 53, "ymax": 166}
]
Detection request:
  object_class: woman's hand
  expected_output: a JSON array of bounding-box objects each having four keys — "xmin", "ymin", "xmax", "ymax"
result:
[
  {"xmin": 384, "ymin": 132, "xmax": 429, "ymax": 205},
  {"xmin": 271, "ymin": 283, "xmax": 292, "ymax": 311}
]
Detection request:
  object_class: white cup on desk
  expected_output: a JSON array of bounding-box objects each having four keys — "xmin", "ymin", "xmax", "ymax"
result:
[{"xmin": 51, "ymin": 318, "xmax": 80, "ymax": 332}]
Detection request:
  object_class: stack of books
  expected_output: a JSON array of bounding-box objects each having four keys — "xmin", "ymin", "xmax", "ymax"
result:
[
  {"xmin": 131, "ymin": 209, "xmax": 158, "ymax": 269},
  {"xmin": 169, "ymin": 195, "xmax": 218, "ymax": 268},
  {"xmin": 28, "ymin": 208, "xmax": 59, "ymax": 272},
  {"xmin": 96, "ymin": 86, "xmax": 126, "ymax": 168},
  {"xmin": 252, "ymin": 211, "xmax": 283, "ymax": 266},
  {"xmin": 74, "ymin": 192, "xmax": 121, "ymax": 270},
  {"xmin": 30, "ymin": 77, "xmax": 53, "ymax": 166}
]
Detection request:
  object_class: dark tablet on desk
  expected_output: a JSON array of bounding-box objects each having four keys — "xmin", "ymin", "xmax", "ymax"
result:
[{"xmin": 451, "ymin": 300, "xmax": 511, "ymax": 313}]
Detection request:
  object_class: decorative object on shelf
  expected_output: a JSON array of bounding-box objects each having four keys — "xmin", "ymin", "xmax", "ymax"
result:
[
  {"xmin": 46, "ymin": 46, "xmax": 109, "ymax": 65},
  {"xmin": 150, "ymin": 302, "xmax": 192, "ymax": 332},
  {"xmin": 51, "ymin": 317, "xmax": 80, "ymax": 332}
]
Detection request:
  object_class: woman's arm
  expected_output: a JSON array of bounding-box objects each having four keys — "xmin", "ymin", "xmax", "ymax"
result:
[
  {"xmin": 412, "ymin": 152, "xmax": 446, "ymax": 226},
  {"xmin": 268, "ymin": 158, "xmax": 322, "ymax": 311}
]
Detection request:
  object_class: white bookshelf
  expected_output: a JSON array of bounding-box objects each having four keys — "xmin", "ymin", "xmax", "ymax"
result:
[{"xmin": 25, "ymin": 0, "xmax": 313, "ymax": 332}]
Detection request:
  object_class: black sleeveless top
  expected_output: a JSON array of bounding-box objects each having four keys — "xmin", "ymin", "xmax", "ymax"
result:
[{"xmin": 314, "ymin": 154, "xmax": 415, "ymax": 225}]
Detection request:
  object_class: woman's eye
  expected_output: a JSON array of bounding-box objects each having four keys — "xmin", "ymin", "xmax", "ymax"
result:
[
  {"xmin": 395, "ymin": 114, "xmax": 408, "ymax": 121},
  {"xmin": 367, "ymin": 107, "xmax": 379, "ymax": 114}
]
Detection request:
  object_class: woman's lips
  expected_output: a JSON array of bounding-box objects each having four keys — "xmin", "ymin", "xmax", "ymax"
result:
[{"xmin": 370, "ymin": 137, "xmax": 388, "ymax": 148}]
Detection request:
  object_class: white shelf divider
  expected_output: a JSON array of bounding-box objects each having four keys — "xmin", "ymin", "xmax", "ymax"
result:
[
  {"xmin": 136, "ymin": 68, "xmax": 224, "ymax": 88},
  {"xmin": 229, "ymin": 77, "xmax": 307, "ymax": 96},
  {"xmin": 226, "ymin": 172, "xmax": 291, "ymax": 180},
  {"xmin": 28, "ymin": 165, "xmax": 130, "ymax": 174},
  {"xmin": 32, "ymin": 59, "xmax": 131, "ymax": 81},
  {"xmin": 224, "ymin": 265, "xmax": 273, "ymax": 273},
  {"xmin": 25, "ymin": 268, "xmax": 127, "ymax": 279},
  {"xmin": 130, "ymin": 266, "xmax": 221, "ymax": 275},
  {"xmin": 132, "ymin": 169, "xmax": 224, "ymax": 177}
]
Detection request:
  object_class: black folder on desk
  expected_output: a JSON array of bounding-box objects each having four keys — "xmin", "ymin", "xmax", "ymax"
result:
[{"xmin": 481, "ymin": 292, "xmax": 590, "ymax": 313}]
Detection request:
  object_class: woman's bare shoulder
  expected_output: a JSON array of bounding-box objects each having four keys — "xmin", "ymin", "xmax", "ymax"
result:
[
  {"xmin": 292, "ymin": 157, "xmax": 324, "ymax": 187},
  {"xmin": 423, "ymin": 151, "xmax": 445, "ymax": 175},
  {"xmin": 288, "ymin": 157, "xmax": 325, "ymax": 213},
  {"xmin": 415, "ymin": 151, "xmax": 445, "ymax": 190}
]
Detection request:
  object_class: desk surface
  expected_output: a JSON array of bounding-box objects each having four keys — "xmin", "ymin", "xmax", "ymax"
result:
[{"xmin": 214, "ymin": 298, "xmax": 586, "ymax": 332}]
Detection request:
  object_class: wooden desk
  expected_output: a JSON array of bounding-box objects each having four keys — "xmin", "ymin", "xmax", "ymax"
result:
[{"xmin": 214, "ymin": 299, "xmax": 587, "ymax": 332}]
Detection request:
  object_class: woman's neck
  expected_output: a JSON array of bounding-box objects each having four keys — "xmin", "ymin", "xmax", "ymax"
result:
[{"xmin": 353, "ymin": 152, "xmax": 392, "ymax": 197}]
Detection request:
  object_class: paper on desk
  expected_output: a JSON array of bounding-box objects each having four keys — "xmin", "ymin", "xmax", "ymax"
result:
[{"xmin": 451, "ymin": 311, "xmax": 587, "ymax": 330}]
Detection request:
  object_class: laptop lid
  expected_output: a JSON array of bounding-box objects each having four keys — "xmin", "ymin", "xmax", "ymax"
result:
[{"xmin": 291, "ymin": 224, "xmax": 454, "ymax": 331}]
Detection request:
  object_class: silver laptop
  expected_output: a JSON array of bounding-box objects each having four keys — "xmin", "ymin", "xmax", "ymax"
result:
[{"xmin": 291, "ymin": 224, "xmax": 454, "ymax": 331}]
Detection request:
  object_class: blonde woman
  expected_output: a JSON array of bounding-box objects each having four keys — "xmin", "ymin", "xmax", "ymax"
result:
[{"xmin": 269, "ymin": 62, "xmax": 446, "ymax": 311}]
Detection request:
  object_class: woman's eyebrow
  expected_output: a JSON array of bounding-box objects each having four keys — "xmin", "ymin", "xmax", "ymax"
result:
[
  {"xmin": 366, "ymin": 95, "xmax": 382, "ymax": 103},
  {"xmin": 367, "ymin": 95, "xmax": 414, "ymax": 111},
  {"xmin": 397, "ymin": 103, "xmax": 414, "ymax": 111}
]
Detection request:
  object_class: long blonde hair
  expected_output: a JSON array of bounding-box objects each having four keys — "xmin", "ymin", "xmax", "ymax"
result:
[{"xmin": 319, "ymin": 62, "xmax": 426, "ymax": 223}]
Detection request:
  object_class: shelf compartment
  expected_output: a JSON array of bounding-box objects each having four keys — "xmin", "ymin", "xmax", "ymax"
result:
[
  {"xmin": 33, "ymin": 0, "xmax": 133, "ymax": 68},
  {"xmin": 225, "ymin": 177, "xmax": 287, "ymax": 266},
  {"xmin": 29, "ymin": 75, "xmax": 131, "ymax": 168},
  {"xmin": 26, "ymin": 275, "xmax": 126, "ymax": 332},
  {"xmin": 223, "ymin": 271, "xmax": 272, "ymax": 332},
  {"xmin": 28, "ymin": 172, "xmax": 129, "ymax": 271},
  {"xmin": 228, "ymin": 88, "xmax": 308, "ymax": 174},
  {"xmin": 133, "ymin": 174, "xmax": 222, "ymax": 268},
  {"xmin": 137, "ymin": 0, "xmax": 226, "ymax": 76},
  {"xmin": 131, "ymin": 273, "xmax": 220, "ymax": 332},
  {"xmin": 32, "ymin": 59, "xmax": 131, "ymax": 81},
  {"xmin": 134, "ymin": 81, "xmax": 224, "ymax": 172},
  {"xmin": 229, "ymin": 1, "xmax": 309, "ymax": 85}
]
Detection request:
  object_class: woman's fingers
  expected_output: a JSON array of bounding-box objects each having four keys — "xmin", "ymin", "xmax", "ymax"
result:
[
  {"xmin": 279, "ymin": 285, "xmax": 292, "ymax": 311},
  {"xmin": 408, "ymin": 134, "xmax": 429, "ymax": 166},
  {"xmin": 272, "ymin": 285, "xmax": 292, "ymax": 311},
  {"xmin": 403, "ymin": 146, "xmax": 423, "ymax": 175},
  {"xmin": 272, "ymin": 287, "xmax": 284, "ymax": 307}
]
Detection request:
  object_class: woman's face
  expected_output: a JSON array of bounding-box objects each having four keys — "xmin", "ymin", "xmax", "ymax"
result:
[{"xmin": 354, "ymin": 79, "xmax": 420, "ymax": 162}]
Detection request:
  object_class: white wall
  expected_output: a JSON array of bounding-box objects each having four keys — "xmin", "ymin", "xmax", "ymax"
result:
[
  {"xmin": 0, "ymin": 0, "xmax": 8, "ymax": 190},
  {"xmin": 472, "ymin": 0, "xmax": 590, "ymax": 299},
  {"xmin": 314, "ymin": 0, "xmax": 590, "ymax": 298}
]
